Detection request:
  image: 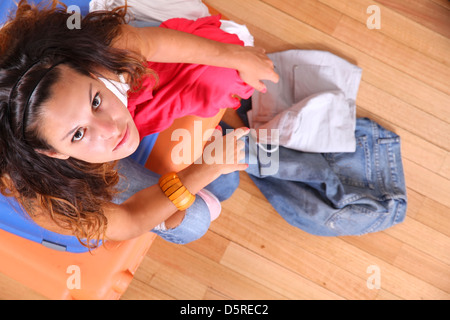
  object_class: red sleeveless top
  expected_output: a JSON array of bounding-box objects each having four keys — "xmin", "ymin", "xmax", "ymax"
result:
[{"xmin": 126, "ymin": 16, "xmax": 254, "ymax": 138}]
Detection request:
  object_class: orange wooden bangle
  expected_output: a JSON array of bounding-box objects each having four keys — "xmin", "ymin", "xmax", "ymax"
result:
[
  {"xmin": 174, "ymin": 191, "xmax": 196, "ymax": 211},
  {"xmin": 171, "ymin": 189, "xmax": 191, "ymax": 205},
  {"xmin": 160, "ymin": 178, "xmax": 179, "ymax": 191},
  {"xmin": 175, "ymin": 194, "xmax": 192, "ymax": 208},
  {"xmin": 177, "ymin": 194, "xmax": 196, "ymax": 211},
  {"xmin": 159, "ymin": 173, "xmax": 178, "ymax": 188},
  {"xmin": 168, "ymin": 186, "xmax": 188, "ymax": 201},
  {"xmin": 163, "ymin": 181, "xmax": 184, "ymax": 196},
  {"xmin": 159, "ymin": 172, "xmax": 196, "ymax": 211}
]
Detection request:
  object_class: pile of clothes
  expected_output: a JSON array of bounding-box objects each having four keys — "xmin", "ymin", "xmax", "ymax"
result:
[{"xmin": 233, "ymin": 49, "xmax": 407, "ymax": 236}]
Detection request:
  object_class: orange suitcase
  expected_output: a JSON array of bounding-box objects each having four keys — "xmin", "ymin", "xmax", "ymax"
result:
[{"xmin": 0, "ymin": 228, "xmax": 155, "ymax": 300}]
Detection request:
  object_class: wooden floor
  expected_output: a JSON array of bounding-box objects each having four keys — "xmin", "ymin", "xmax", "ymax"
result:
[{"xmin": 1, "ymin": 0, "xmax": 449, "ymax": 300}]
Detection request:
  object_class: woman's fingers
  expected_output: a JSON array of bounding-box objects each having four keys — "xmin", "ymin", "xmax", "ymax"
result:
[
  {"xmin": 237, "ymin": 46, "xmax": 279, "ymax": 92},
  {"xmin": 201, "ymin": 127, "xmax": 249, "ymax": 173}
]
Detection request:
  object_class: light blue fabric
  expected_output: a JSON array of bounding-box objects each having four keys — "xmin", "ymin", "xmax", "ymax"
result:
[
  {"xmin": 128, "ymin": 133, "xmax": 159, "ymax": 165},
  {"xmin": 114, "ymin": 156, "xmax": 240, "ymax": 245}
]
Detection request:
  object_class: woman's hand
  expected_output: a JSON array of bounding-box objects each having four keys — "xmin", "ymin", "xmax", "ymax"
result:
[
  {"xmin": 232, "ymin": 46, "xmax": 279, "ymax": 92},
  {"xmin": 176, "ymin": 127, "xmax": 249, "ymax": 198},
  {"xmin": 202, "ymin": 126, "xmax": 250, "ymax": 175}
]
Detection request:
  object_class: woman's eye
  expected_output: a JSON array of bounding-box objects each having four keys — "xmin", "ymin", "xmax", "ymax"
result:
[
  {"xmin": 92, "ymin": 92, "xmax": 102, "ymax": 109},
  {"xmin": 72, "ymin": 128, "xmax": 85, "ymax": 142}
]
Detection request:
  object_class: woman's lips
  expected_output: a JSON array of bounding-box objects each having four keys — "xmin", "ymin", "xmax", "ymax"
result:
[{"xmin": 113, "ymin": 125, "xmax": 129, "ymax": 151}]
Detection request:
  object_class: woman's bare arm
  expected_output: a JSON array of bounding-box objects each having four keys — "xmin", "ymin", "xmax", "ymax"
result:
[
  {"xmin": 33, "ymin": 128, "xmax": 249, "ymax": 241},
  {"xmin": 112, "ymin": 24, "xmax": 279, "ymax": 92},
  {"xmin": 103, "ymin": 159, "xmax": 219, "ymax": 240}
]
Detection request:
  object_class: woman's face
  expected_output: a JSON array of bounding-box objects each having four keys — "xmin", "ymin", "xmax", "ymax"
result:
[{"xmin": 39, "ymin": 66, "xmax": 140, "ymax": 163}]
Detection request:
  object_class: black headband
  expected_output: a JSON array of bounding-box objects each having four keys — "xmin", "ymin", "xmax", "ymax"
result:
[{"xmin": 8, "ymin": 60, "xmax": 64, "ymax": 138}]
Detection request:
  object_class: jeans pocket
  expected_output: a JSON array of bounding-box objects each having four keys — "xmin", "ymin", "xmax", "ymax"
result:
[
  {"xmin": 326, "ymin": 205, "xmax": 389, "ymax": 236},
  {"xmin": 375, "ymin": 136, "xmax": 406, "ymax": 196},
  {"xmin": 324, "ymin": 135, "xmax": 374, "ymax": 189}
]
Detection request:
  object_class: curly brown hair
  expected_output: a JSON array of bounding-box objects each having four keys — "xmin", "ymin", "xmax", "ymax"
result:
[{"xmin": 0, "ymin": 0, "xmax": 153, "ymax": 248}]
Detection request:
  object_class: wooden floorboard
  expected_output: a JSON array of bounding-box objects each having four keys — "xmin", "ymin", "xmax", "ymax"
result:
[{"xmin": 0, "ymin": 0, "xmax": 448, "ymax": 300}]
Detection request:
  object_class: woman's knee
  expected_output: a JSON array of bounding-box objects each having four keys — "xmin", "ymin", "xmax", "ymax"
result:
[{"xmin": 152, "ymin": 196, "xmax": 211, "ymax": 244}]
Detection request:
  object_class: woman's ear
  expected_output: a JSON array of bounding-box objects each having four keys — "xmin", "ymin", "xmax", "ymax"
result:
[{"xmin": 35, "ymin": 149, "xmax": 70, "ymax": 160}]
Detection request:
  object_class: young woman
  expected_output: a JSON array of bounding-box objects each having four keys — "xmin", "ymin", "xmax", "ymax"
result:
[{"xmin": 0, "ymin": 1, "xmax": 278, "ymax": 248}]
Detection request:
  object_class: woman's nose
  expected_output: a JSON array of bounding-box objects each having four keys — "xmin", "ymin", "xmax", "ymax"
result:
[{"xmin": 95, "ymin": 116, "xmax": 119, "ymax": 140}]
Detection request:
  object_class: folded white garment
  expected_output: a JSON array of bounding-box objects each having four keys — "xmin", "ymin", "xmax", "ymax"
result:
[
  {"xmin": 252, "ymin": 90, "xmax": 356, "ymax": 152},
  {"xmin": 250, "ymin": 50, "xmax": 362, "ymax": 153}
]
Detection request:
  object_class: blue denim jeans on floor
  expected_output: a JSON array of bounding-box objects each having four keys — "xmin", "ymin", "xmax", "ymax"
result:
[{"xmin": 244, "ymin": 117, "xmax": 408, "ymax": 236}]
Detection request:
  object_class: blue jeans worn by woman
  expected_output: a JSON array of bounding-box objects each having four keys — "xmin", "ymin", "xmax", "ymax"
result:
[
  {"xmin": 114, "ymin": 158, "xmax": 209, "ymax": 244},
  {"xmin": 114, "ymin": 158, "xmax": 239, "ymax": 244}
]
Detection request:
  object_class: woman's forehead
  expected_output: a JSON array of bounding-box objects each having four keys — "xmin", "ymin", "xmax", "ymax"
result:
[
  {"xmin": 44, "ymin": 69, "xmax": 91, "ymax": 119},
  {"xmin": 56, "ymin": 64, "xmax": 90, "ymax": 83}
]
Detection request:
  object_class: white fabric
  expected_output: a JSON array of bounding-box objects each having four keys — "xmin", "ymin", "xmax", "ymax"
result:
[
  {"xmin": 98, "ymin": 74, "xmax": 130, "ymax": 107},
  {"xmin": 89, "ymin": 0, "xmax": 210, "ymax": 22},
  {"xmin": 153, "ymin": 221, "xmax": 167, "ymax": 231},
  {"xmin": 249, "ymin": 50, "xmax": 362, "ymax": 153},
  {"xmin": 219, "ymin": 20, "xmax": 254, "ymax": 46},
  {"xmin": 89, "ymin": 0, "xmax": 254, "ymax": 46}
]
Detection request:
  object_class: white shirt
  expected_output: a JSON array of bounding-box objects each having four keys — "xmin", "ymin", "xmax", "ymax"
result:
[{"xmin": 249, "ymin": 50, "xmax": 362, "ymax": 153}]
